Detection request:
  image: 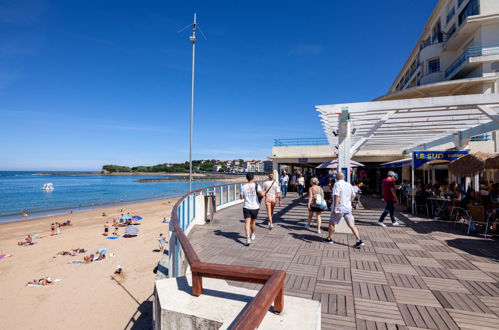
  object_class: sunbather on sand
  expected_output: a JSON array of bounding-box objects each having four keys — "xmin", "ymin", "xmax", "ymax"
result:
[
  {"xmin": 83, "ymin": 254, "xmax": 95, "ymax": 264},
  {"xmin": 17, "ymin": 235, "xmax": 33, "ymax": 246},
  {"xmin": 26, "ymin": 277, "xmax": 53, "ymax": 286}
]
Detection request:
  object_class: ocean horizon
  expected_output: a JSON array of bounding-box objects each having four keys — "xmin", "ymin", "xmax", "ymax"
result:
[{"xmin": 0, "ymin": 171, "xmax": 225, "ymax": 223}]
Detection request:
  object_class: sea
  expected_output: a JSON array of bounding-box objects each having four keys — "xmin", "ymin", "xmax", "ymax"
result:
[{"xmin": 0, "ymin": 171, "xmax": 226, "ymax": 224}]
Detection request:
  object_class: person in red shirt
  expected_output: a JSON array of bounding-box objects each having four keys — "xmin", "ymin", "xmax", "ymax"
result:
[{"xmin": 378, "ymin": 171, "xmax": 400, "ymax": 227}]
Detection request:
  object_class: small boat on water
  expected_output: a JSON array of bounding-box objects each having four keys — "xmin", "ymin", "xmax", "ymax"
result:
[{"xmin": 41, "ymin": 183, "xmax": 54, "ymax": 191}]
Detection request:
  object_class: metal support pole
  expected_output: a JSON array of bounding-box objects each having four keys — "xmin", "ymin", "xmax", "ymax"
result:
[
  {"xmin": 338, "ymin": 107, "xmax": 351, "ymax": 182},
  {"xmin": 188, "ymin": 13, "xmax": 197, "ymax": 192},
  {"xmin": 411, "ymin": 153, "xmax": 415, "ymax": 214}
]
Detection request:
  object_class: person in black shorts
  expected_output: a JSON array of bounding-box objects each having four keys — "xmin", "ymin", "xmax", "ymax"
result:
[{"xmin": 240, "ymin": 173, "xmax": 263, "ymax": 246}]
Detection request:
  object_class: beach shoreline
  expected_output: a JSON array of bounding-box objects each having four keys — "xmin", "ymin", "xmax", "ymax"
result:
[{"xmin": 0, "ymin": 197, "xmax": 178, "ymax": 330}]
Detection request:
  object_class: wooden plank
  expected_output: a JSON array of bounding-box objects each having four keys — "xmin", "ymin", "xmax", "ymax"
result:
[{"xmin": 392, "ymin": 287, "xmax": 441, "ymax": 307}]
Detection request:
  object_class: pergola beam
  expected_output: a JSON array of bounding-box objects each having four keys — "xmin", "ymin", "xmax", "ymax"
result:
[
  {"xmin": 350, "ymin": 110, "xmax": 397, "ymax": 155},
  {"xmin": 404, "ymin": 121, "xmax": 499, "ymax": 153},
  {"xmin": 477, "ymin": 105, "xmax": 499, "ymax": 124}
]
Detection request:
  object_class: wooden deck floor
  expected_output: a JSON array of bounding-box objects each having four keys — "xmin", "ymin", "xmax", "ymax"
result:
[{"xmin": 188, "ymin": 193, "xmax": 499, "ymax": 329}]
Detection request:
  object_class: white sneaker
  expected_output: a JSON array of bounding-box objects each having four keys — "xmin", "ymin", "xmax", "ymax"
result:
[
  {"xmin": 269, "ymin": 223, "xmax": 274, "ymax": 229},
  {"xmin": 246, "ymin": 237, "xmax": 251, "ymax": 246},
  {"xmin": 251, "ymin": 233, "xmax": 256, "ymax": 240},
  {"xmin": 392, "ymin": 221, "xmax": 400, "ymax": 226},
  {"xmin": 317, "ymin": 229, "xmax": 321, "ymax": 234},
  {"xmin": 377, "ymin": 222, "xmax": 387, "ymax": 227}
]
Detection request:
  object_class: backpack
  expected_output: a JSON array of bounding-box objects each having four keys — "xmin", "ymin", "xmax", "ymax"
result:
[
  {"xmin": 312, "ymin": 187, "xmax": 328, "ymax": 210},
  {"xmin": 255, "ymin": 183, "xmax": 263, "ymax": 204}
]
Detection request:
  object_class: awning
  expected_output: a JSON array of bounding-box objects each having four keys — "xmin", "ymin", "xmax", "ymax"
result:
[
  {"xmin": 316, "ymin": 93, "xmax": 499, "ymax": 154},
  {"xmin": 380, "ymin": 158, "xmax": 412, "ymax": 168},
  {"xmin": 316, "ymin": 159, "xmax": 364, "ymax": 169}
]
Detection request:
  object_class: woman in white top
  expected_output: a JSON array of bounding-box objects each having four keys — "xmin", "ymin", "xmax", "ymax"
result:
[
  {"xmin": 307, "ymin": 177, "xmax": 324, "ymax": 234},
  {"xmin": 262, "ymin": 173, "xmax": 281, "ymax": 229}
]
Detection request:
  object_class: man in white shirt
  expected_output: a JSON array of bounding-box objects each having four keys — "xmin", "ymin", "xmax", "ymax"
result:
[
  {"xmin": 280, "ymin": 172, "xmax": 289, "ymax": 198},
  {"xmin": 240, "ymin": 173, "xmax": 263, "ymax": 246},
  {"xmin": 324, "ymin": 173, "xmax": 364, "ymax": 249}
]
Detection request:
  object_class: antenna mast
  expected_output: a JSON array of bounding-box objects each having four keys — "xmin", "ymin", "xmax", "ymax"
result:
[{"xmin": 188, "ymin": 13, "xmax": 197, "ymax": 192}]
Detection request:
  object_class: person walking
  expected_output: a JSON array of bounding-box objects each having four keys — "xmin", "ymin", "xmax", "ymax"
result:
[
  {"xmin": 113, "ymin": 222, "xmax": 119, "ymax": 236},
  {"xmin": 296, "ymin": 173, "xmax": 305, "ymax": 197},
  {"xmin": 280, "ymin": 171, "xmax": 289, "ymax": 198},
  {"xmin": 240, "ymin": 173, "xmax": 263, "ymax": 246},
  {"xmin": 56, "ymin": 222, "xmax": 61, "ymax": 235},
  {"xmin": 324, "ymin": 173, "xmax": 364, "ymax": 248},
  {"xmin": 262, "ymin": 173, "xmax": 281, "ymax": 229},
  {"xmin": 378, "ymin": 171, "xmax": 400, "ymax": 227},
  {"xmin": 158, "ymin": 233, "xmax": 165, "ymax": 252},
  {"xmin": 306, "ymin": 177, "xmax": 324, "ymax": 234},
  {"xmin": 103, "ymin": 221, "xmax": 109, "ymax": 236}
]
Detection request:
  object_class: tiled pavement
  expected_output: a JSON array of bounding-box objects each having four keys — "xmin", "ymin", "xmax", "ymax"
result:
[{"xmin": 188, "ymin": 193, "xmax": 499, "ymax": 329}]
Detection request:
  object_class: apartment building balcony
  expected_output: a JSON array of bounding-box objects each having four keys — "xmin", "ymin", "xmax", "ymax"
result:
[
  {"xmin": 420, "ymin": 42, "xmax": 443, "ymax": 63},
  {"xmin": 445, "ymin": 43, "xmax": 499, "ymax": 79},
  {"xmin": 444, "ymin": 13, "xmax": 499, "ymax": 51},
  {"xmin": 420, "ymin": 70, "xmax": 444, "ymax": 86}
]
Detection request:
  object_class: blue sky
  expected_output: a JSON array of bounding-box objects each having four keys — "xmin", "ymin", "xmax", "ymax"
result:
[{"xmin": 0, "ymin": 0, "xmax": 436, "ymax": 170}]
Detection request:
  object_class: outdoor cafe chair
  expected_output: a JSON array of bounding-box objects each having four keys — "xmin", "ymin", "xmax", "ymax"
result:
[
  {"xmin": 467, "ymin": 205, "xmax": 490, "ymax": 238},
  {"xmin": 450, "ymin": 206, "xmax": 470, "ymax": 230}
]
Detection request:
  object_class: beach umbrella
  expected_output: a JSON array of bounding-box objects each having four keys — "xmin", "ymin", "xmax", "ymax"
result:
[
  {"xmin": 448, "ymin": 152, "xmax": 493, "ymax": 177},
  {"xmin": 316, "ymin": 160, "xmax": 364, "ymax": 169},
  {"xmin": 125, "ymin": 225, "xmax": 139, "ymax": 236}
]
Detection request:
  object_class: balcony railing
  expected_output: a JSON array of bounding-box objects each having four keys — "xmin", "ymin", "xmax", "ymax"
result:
[
  {"xmin": 445, "ymin": 43, "xmax": 499, "ymax": 78},
  {"xmin": 274, "ymin": 137, "xmax": 329, "ymax": 146},
  {"xmin": 167, "ymin": 182, "xmax": 285, "ymax": 329}
]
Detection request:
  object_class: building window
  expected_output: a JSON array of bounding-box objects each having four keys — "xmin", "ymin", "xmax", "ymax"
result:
[
  {"xmin": 458, "ymin": 0, "xmax": 479, "ymax": 25},
  {"xmin": 446, "ymin": 7, "xmax": 455, "ymax": 24},
  {"xmin": 428, "ymin": 58, "xmax": 440, "ymax": 73}
]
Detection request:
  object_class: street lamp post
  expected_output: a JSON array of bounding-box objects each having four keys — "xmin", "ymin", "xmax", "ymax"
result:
[{"xmin": 188, "ymin": 13, "xmax": 197, "ymax": 192}]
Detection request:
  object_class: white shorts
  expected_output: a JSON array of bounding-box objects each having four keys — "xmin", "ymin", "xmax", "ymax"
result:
[{"xmin": 329, "ymin": 212, "xmax": 354, "ymax": 225}]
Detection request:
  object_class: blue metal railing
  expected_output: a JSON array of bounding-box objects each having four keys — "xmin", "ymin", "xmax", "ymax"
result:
[
  {"xmin": 470, "ymin": 133, "xmax": 492, "ymax": 142},
  {"xmin": 445, "ymin": 43, "xmax": 499, "ymax": 78},
  {"xmin": 169, "ymin": 181, "xmax": 264, "ymax": 277},
  {"xmin": 274, "ymin": 137, "xmax": 329, "ymax": 147}
]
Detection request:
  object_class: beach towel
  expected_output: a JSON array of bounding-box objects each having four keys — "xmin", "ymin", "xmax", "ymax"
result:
[
  {"xmin": 20, "ymin": 242, "xmax": 38, "ymax": 247},
  {"xmin": 68, "ymin": 261, "xmax": 85, "ymax": 264},
  {"xmin": 0, "ymin": 254, "xmax": 13, "ymax": 260},
  {"xmin": 107, "ymin": 236, "xmax": 119, "ymax": 239}
]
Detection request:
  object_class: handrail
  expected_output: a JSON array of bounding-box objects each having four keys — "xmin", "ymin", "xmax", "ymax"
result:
[
  {"xmin": 169, "ymin": 182, "xmax": 286, "ymax": 328},
  {"xmin": 445, "ymin": 43, "xmax": 499, "ymax": 78}
]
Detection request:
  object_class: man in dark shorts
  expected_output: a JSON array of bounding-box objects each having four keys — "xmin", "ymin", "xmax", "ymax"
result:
[
  {"xmin": 378, "ymin": 171, "xmax": 400, "ymax": 227},
  {"xmin": 240, "ymin": 173, "xmax": 263, "ymax": 246}
]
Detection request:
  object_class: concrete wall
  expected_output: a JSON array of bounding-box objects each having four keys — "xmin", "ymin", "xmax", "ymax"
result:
[
  {"xmin": 271, "ymin": 145, "xmax": 334, "ymax": 159},
  {"xmin": 481, "ymin": 0, "xmax": 499, "ymax": 15}
]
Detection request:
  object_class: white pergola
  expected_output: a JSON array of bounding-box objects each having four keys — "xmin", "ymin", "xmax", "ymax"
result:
[{"xmin": 316, "ymin": 93, "xmax": 499, "ymax": 182}]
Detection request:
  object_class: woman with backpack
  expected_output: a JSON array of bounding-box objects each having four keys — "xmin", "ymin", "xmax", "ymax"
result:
[
  {"xmin": 307, "ymin": 177, "xmax": 327, "ymax": 234},
  {"xmin": 262, "ymin": 173, "xmax": 281, "ymax": 229}
]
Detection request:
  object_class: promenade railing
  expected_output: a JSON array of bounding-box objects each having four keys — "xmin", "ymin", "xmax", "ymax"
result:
[{"xmin": 168, "ymin": 182, "xmax": 286, "ymax": 329}]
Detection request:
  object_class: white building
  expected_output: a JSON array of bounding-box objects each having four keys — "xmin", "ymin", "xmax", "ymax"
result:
[
  {"xmin": 272, "ymin": 0, "xmax": 499, "ymax": 186},
  {"xmin": 380, "ymin": 0, "xmax": 499, "ymax": 151},
  {"xmin": 383, "ymin": 0, "xmax": 499, "ymax": 99}
]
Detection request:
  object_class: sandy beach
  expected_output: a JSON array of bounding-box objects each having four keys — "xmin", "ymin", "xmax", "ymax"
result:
[{"xmin": 0, "ymin": 197, "xmax": 177, "ymax": 330}]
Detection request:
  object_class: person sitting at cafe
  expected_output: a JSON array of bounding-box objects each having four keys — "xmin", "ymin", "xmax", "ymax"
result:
[
  {"xmin": 460, "ymin": 188, "xmax": 477, "ymax": 210},
  {"xmin": 488, "ymin": 183, "xmax": 499, "ymax": 203},
  {"xmin": 450, "ymin": 183, "xmax": 462, "ymax": 202}
]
